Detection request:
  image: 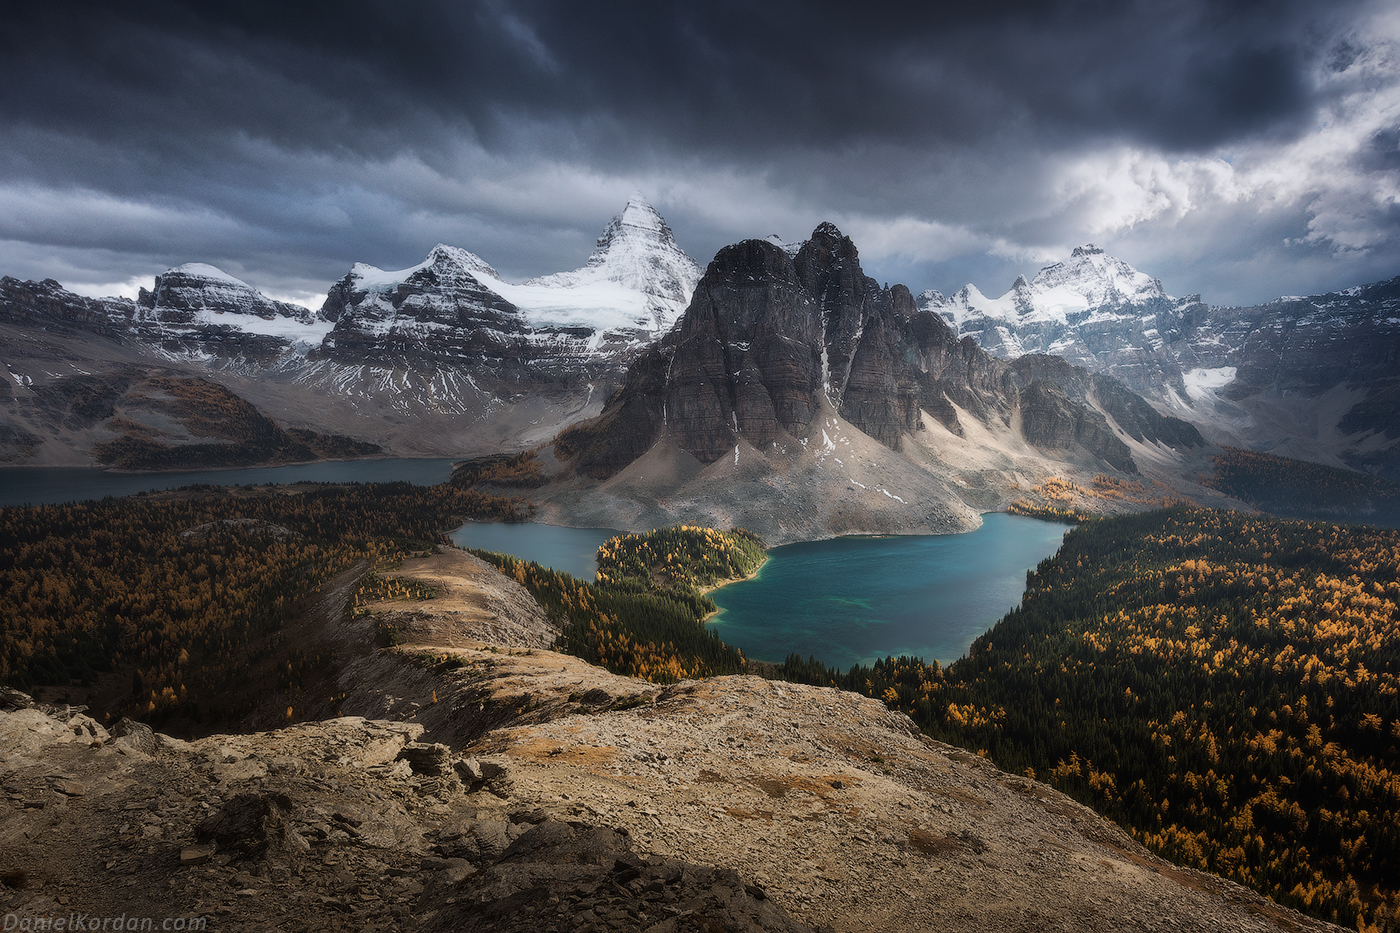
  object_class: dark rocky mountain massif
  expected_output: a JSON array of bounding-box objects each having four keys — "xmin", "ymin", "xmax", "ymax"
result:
[{"xmin": 539, "ymin": 224, "xmax": 1211, "ymax": 542}]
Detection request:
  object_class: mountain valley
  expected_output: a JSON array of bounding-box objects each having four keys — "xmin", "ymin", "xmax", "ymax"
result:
[
  {"xmin": 0, "ymin": 534, "xmax": 1359, "ymax": 933},
  {"xmin": 4, "ymin": 201, "xmax": 1400, "ymax": 932}
]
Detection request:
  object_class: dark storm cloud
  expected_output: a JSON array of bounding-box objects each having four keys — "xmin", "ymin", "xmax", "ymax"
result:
[
  {"xmin": 1, "ymin": 0, "xmax": 1358, "ymax": 161},
  {"xmin": 0, "ymin": 0, "xmax": 1393, "ymax": 306}
]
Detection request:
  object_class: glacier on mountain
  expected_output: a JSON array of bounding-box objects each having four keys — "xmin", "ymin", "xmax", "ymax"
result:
[
  {"xmin": 922, "ymin": 245, "xmax": 1170, "ymax": 337},
  {"xmin": 322, "ymin": 197, "xmax": 700, "ymax": 356},
  {"xmin": 517, "ymin": 195, "xmax": 701, "ymax": 334}
]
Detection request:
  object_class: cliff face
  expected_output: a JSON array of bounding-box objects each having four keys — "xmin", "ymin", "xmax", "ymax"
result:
[
  {"xmin": 573, "ymin": 227, "xmax": 1003, "ymax": 470},
  {"xmin": 665, "ymin": 238, "xmax": 824, "ymax": 462},
  {"xmin": 547, "ymin": 223, "xmax": 1207, "ymax": 538},
  {"xmin": 657, "ymin": 225, "xmax": 987, "ymax": 460},
  {"xmin": 1001, "ymin": 355, "xmax": 1206, "ymax": 475}
]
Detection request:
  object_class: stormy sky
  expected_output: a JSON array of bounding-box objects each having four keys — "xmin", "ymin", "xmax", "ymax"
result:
[{"xmin": 1, "ymin": 0, "xmax": 1397, "ymax": 309}]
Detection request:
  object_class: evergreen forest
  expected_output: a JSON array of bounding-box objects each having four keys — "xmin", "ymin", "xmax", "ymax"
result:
[
  {"xmin": 1205, "ymin": 447, "xmax": 1400, "ymax": 526},
  {"xmin": 776, "ymin": 507, "xmax": 1400, "ymax": 930},
  {"xmin": 0, "ymin": 481, "xmax": 531, "ymax": 723}
]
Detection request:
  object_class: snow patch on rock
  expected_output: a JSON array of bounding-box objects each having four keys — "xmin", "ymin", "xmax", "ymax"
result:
[{"xmin": 1182, "ymin": 366, "xmax": 1237, "ymax": 402}]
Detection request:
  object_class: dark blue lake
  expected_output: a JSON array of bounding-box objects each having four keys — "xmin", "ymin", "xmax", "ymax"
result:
[
  {"xmin": 449, "ymin": 522, "xmax": 618, "ymax": 581},
  {"xmin": 0, "ymin": 458, "xmax": 461, "ymax": 507}
]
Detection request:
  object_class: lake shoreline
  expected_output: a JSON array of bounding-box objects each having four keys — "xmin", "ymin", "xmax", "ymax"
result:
[{"xmin": 698, "ymin": 555, "xmax": 770, "ymax": 623}]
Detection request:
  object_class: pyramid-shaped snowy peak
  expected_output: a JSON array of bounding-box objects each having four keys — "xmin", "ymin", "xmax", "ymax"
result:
[
  {"xmin": 1028, "ymin": 246, "xmax": 1170, "ymax": 313},
  {"xmin": 521, "ymin": 196, "xmax": 702, "ymax": 330}
]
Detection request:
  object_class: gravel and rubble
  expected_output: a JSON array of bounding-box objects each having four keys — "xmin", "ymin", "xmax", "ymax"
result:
[{"xmin": 1, "ymin": 686, "xmax": 819, "ymax": 933}]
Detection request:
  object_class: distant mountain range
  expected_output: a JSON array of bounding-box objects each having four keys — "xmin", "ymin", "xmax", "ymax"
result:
[
  {"xmin": 921, "ymin": 247, "xmax": 1400, "ymax": 479},
  {"xmin": 0, "ymin": 198, "xmax": 699, "ymax": 462},
  {"xmin": 923, "ymin": 245, "xmax": 1177, "ymax": 362},
  {"xmin": 5, "ymin": 194, "xmax": 696, "ymax": 375},
  {"xmin": 3, "ymin": 197, "xmax": 1398, "ymax": 523}
]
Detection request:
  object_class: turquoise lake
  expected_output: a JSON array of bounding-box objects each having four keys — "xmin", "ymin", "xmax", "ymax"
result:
[
  {"xmin": 0, "ymin": 458, "xmax": 461, "ymax": 507},
  {"xmin": 3, "ymin": 461, "xmax": 1067, "ymax": 667},
  {"xmin": 708, "ymin": 513, "xmax": 1068, "ymax": 667},
  {"xmin": 452, "ymin": 513, "xmax": 1068, "ymax": 668}
]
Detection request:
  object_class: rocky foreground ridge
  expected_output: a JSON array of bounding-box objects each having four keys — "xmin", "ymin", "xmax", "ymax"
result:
[{"xmin": 1, "ymin": 548, "xmax": 1343, "ymax": 933}]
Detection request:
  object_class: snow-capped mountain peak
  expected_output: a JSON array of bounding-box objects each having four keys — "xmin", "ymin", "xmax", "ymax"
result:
[
  {"xmin": 425, "ymin": 244, "xmax": 502, "ymax": 282},
  {"xmin": 586, "ymin": 196, "xmax": 695, "ymax": 292},
  {"xmin": 131, "ymin": 261, "xmax": 330, "ymax": 349},
  {"xmin": 320, "ymin": 198, "xmax": 702, "ymax": 361},
  {"xmin": 528, "ymin": 197, "xmax": 698, "ymax": 291},
  {"xmin": 167, "ymin": 262, "xmax": 254, "ymax": 290},
  {"xmin": 586, "ymin": 195, "xmax": 672, "ymax": 264},
  {"xmin": 923, "ymin": 246, "xmax": 1173, "ymax": 336},
  {"xmin": 1030, "ymin": 245, "xmax": 1170, "ymax": 310},
  {"xmin": 516, "ymin": 196, "xmax": 701, "ymax": 334},
  {"xmin": 145, "ymin": 262, "xmax": 315, "ymax": 323},
  {"xmin": 925, "ymin": 282, "xmax": 997, "ymax": 331},
  {"xmin": 913, "ymin": 245, "xmax": 1186, "ymax": 368},
  {"xmin": 344, "ymin": 244, "xmax": 501, "ymax": 294}
]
